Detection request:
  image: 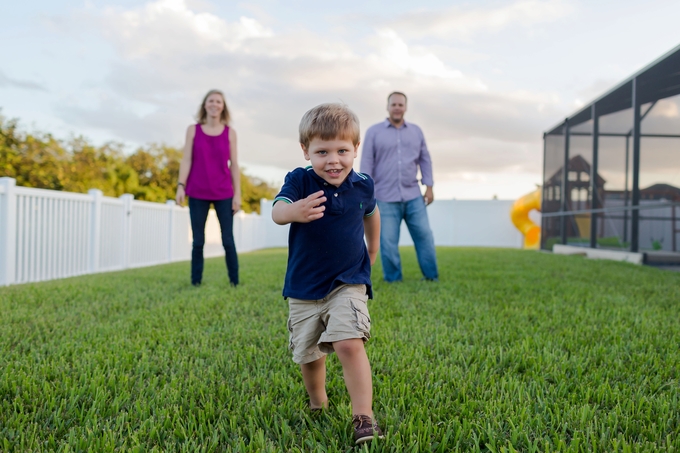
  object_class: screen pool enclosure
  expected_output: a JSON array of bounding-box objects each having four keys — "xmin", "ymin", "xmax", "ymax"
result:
[{"xmin": 542, "ymin": 44, "xmax": 680, "ymax": 264}]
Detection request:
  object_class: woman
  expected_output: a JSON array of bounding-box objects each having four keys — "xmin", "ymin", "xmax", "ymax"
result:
[{"xmin": 176, "ymin": 89, "xmax": 240, "ymax": 287}]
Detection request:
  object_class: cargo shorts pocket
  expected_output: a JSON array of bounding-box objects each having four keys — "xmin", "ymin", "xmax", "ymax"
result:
[
  {"xmin": 287, "ymin": 317, "xmax": 295, "ymax": 351},
  {"xmin": 350, "ymin": 298, "xmax": 371, "ymax": 338}
]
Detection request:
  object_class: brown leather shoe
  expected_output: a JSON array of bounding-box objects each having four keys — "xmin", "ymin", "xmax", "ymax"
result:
[{"xmin": 352, "ymin": 414, "xmax": 384, "ymax": 444}]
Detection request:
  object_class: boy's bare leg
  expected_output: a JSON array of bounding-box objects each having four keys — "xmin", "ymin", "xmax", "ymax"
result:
[
  {"xmin": 300, "ymin": 356, "xmax": 329, "ymax": 409},
  {"xmin": 333, "ymin": 338, "xmax": 373, "ymax": 417}
]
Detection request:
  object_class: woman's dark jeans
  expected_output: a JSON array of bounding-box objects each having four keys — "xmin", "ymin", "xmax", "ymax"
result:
[{"xmin": 188, "ymin": 197, "xmax": 239, "ymax": 286}]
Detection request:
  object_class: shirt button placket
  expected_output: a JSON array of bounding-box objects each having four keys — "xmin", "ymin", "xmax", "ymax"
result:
[{"xmin": 397, "ymin": 129, "xmax": 402, "ymax": 199}]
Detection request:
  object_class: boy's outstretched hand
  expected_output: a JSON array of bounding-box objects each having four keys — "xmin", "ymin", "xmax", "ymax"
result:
[
  {"xmin": 295, "ymin": 191, "xmax": 327, "ymax": 222},
  {"xmin": 272, "ymin": 190, "xmax": 327, "ymax": 225}
]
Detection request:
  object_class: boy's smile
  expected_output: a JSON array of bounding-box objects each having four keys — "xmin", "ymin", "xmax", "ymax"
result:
[{"xmin": 303, "ymin": 137, "xmax": 359, "ymax": 187}]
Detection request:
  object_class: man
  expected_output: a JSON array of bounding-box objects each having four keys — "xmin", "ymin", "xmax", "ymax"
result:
[{"xmin": 360, "ymin": 92, "xmax": 439, "ymax": 282}]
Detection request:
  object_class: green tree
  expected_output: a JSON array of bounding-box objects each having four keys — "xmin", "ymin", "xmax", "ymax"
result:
[
  {"xmin": 240, "ymin": 169, "xmax": 277, "ymax": 214},
  {"xmin": 125, "ymin": 144, "xmax": 183, "ymax": 202},
  {"xmin": 1, "ymin": 114, "xmax": 277, "ymax": 212},
  {"xmin": 61, "ymin": 138, "xmax": 131, "ymax": 196},
  {"xmin": 0, "ymin": 116, "xmax": 22, "ymax": 178},
  {"xmin": 1, "ymin": 115, "xmax": 68, "ymax": 189}
]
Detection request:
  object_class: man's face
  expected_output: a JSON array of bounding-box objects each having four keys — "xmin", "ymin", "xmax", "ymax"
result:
[
  {"xmin": 302, "ymin": 136, "xmax": 359, "ymax": 187},
  {"xmin": 387, "ymin": 94, "xmax": 407, "ymax": 124}
]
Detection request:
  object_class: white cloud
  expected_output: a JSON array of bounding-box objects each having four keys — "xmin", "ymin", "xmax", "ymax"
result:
[
  {"xmin": 650, "ymin": 98, "xmax": 680, "ymax": 118},
  {"xmin": 0, "ymin": 71, "xmax": 47, "ymax": 91},
  {"xmin": 46, "ymin": 0, "xmax": 569, "ymax": 199},
  {"xmin": 375, "ymin": 28, "xmax": 464, "ymax": 79},
  {"xmin": 389, "ymin": 0, "xmax": 575, "ymax": 40},
  {"xmin": 102, "ymin": 0, "xmax": 274, "ymax": 59}
]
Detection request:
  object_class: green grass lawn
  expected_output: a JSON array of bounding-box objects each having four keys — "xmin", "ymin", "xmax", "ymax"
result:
[{"xmin": 1, "ymin": 248, "xmax": 679, "ymax": 452}]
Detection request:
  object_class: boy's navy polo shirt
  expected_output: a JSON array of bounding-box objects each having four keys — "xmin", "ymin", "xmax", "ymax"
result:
[{"xmin": 274, "ymin": 167, "xmax": 377, "ymax": 300}]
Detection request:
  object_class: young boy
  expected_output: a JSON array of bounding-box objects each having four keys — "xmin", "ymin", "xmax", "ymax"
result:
[{"xmin": 272, "ymin": 103, "xmax": 383, "ymax": 445}]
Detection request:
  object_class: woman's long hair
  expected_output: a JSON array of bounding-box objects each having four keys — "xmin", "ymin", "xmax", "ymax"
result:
[{"xmin": 196, "ymin": 89, "xmax": 231, "ymax": 125}]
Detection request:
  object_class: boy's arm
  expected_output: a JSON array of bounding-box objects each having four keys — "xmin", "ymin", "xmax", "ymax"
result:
[
  {"xmin": 363, "ymin": 206, "xmax": 380, "ymax": 265},
  {"xmin": 272, "ymin": 190, "xmax": 327, "ymax": 225}
]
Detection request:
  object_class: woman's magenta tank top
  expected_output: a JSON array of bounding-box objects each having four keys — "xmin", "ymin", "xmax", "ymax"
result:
[{"xmin": 185, "ymin": 124, "xmax": 234, "ymax": 200}]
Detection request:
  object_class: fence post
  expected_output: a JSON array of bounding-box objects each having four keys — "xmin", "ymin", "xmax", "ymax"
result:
[
  {"xmin": 166, "ymin": 200, "xmax": 175, "ymax": 262},
  {"xmin": 88, "ymin": 189, "xmax": 103, "ymax": 274},
  {"xmin": 0, "ymin": 177, "xmax": 17, "ymax": 286},
  {"xmin": 120, "ymin": 194, "xmax": 133, "ymax": 269},
  {"xmin": 260, "ymin": 198, "xmax": 273, "ymax": 249}
]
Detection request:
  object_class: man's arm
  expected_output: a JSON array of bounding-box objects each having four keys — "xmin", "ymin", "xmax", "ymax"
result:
[
  {"xmin": 423, "ymin": 186, "xmax": 434, "ymax": 205},
  {"xmin": 272, "ymin": 190, "xmax": 327, "ymax": 225},
  {"xmin": 418, "ymin": 131, "xmax": 434, "ymax": 205},
  {"xmin": 363, "ymin": 207, "xmax": 380, "ymax": 265},
  {"xmin": 360, "ymin": 128, "xmax": 375, "ymax": 176}
]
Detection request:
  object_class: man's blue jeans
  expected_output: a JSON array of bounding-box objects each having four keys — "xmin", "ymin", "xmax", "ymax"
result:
[
  {"xmin": 377, "ymin": 197, "xmax": 438, "ymax": 282},
  {"xmin": 188, "ymin": 197, "xmax": 239, "ymax": 286}
]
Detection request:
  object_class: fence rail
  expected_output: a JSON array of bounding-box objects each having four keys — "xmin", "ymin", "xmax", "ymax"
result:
[
  {"xmin": 1, "ymin": 177, "xmax": 529, "ymax": 286},
  {"xmin": 0, "ymin": 177, "xmax": 275, "ymax": 286}
]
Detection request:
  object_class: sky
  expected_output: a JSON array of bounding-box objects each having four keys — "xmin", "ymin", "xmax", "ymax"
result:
[{"xmin": 2, "ymin": 0, "xmax": 680, "ymax": 200}]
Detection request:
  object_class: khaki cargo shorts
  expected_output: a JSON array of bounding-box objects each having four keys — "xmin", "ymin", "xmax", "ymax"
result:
[{"xmin": 287, "ymin": 284, "xmax": 371, "ymax": 364}]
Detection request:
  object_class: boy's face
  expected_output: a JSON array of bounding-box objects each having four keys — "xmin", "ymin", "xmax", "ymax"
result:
[{"xmin": 302, "ymin": 136, "xmax": 359, "ymax": 187}]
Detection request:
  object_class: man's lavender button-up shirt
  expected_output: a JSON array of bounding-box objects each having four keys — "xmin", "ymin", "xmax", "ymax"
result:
[{"xmin": 360, "ymin": 119, "xmax": 434, "ymax": 203}]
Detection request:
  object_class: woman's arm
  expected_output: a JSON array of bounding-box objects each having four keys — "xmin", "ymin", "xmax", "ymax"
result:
[
  {"xmin": 176, "ymin": 125, "xmax": 196, "ymax": 206},
  {"xmin": 229, "ymin": 127, "xmax": 241, "ymax": 213}
]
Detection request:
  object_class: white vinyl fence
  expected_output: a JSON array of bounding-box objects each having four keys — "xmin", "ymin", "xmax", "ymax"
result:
[
  {"xmin": 0, "ymin": 177, "xmax": 237, "ymax": 286},
  {"xmin": 1, "ymin": 177, "xmax": 534, "ymax": 286}
]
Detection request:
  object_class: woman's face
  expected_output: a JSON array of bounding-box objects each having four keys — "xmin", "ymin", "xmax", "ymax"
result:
[{"xmin": 204, "ymin": 93, "xmax": 224, "ymax": 118}]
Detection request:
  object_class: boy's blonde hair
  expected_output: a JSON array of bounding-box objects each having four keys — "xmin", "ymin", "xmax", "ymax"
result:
[{"xmin": 299, "ymin": 103, "xmax": 360, "ymax": 149}]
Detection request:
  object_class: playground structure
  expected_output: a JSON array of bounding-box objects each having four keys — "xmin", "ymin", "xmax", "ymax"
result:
[{"xmin": 511, "ymin": 188, "xmax": 542, "ymax": 249}]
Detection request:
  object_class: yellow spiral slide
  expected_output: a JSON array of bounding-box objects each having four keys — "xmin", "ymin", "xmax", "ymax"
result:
[{"xmin": 510, "ymin": 187, "xmax": 541, "ymax": 249}]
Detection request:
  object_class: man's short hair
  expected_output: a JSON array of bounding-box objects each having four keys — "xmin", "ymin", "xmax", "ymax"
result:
[
  {"xmin": 387, "ymin": 91, "xmax": 408, "ymax": 104},
  {"xmin": 299, "ymin": 103, "xmax": 360, "ymax": 149}
]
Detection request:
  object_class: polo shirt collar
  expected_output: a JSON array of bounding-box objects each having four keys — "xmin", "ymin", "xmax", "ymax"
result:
[{"xmin": 307, "ymin": 166, "xmax": 360, "ymax": 191}]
